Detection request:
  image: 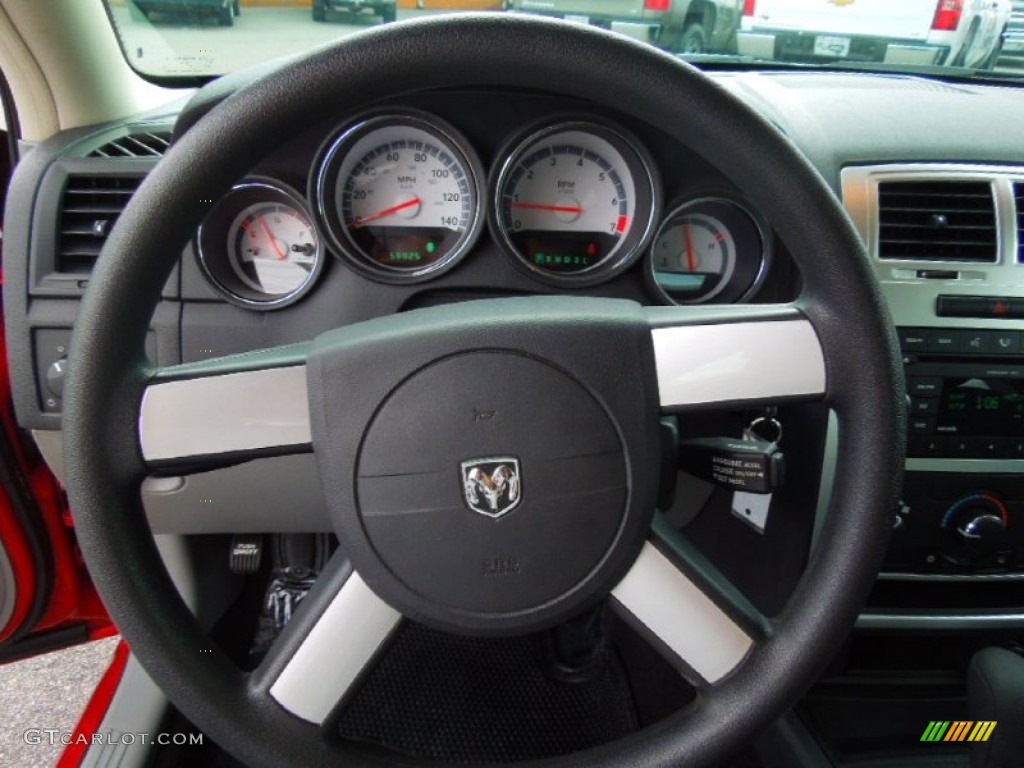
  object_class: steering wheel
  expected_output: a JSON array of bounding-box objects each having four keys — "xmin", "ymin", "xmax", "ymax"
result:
[{"xmin": 62, "ymin": 14, "xmax": 905, "ymax": 768}]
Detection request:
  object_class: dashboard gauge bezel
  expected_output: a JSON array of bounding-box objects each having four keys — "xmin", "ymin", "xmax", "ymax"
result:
[
  {"xmin": 195, "ymin": 179, "xmax": 325, "ymax": 310},
  {"xmin": 312, "ymin": 109, "xmax": 487, "ymax": 285},
  {"xmin": 488, "ymin": 116, "xmax": 661, "ymax": 288},
  {"xmin": 646, "ymin": 194, "xmax": 774, "ymax": 306}
]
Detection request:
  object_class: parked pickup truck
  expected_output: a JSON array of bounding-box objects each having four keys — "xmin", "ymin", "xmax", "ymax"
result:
[
  {"xmin": 313, "ymin": 0, "xmax": 397, "ymax": 23},
  {"xmin": 506, "ymin": 0, "xmax": 743, "ymax": 54},
  {"xmin": 129, "ymin": 0, "xmax": 240, "ymax": 26},
  {"xmin": 1002, "ymin": 0, "xmax": 1024, "ymax": 59},
  {"xmin": 738, "ymin": 0, "xmax": 1011, "ymax": 70}
]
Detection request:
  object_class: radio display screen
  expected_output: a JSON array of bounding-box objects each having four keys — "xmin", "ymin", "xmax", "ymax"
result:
[{"xmin": 937, "ymin": 377, "xmax": 1024, "ymax": 436}]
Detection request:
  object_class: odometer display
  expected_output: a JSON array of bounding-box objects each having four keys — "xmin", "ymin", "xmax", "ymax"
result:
[
  {"xmin": 493, "ymin": 121, "xmax": 658, "ymax": 285},
  {"xmin": 314, "ymin": 113, "xmax": 485, "ymax": 282}
]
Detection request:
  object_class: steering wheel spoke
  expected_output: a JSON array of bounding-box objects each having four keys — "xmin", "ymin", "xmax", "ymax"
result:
[
  {"xmin": 648, "ymin": 304, "xmax": 827, "ymax": 411},
  {"xmin": 610, "ymin": 514, "xmax": 768, "ymax": 689},
  {"xmin": 138, "ymin": 343, "xmax": 312, "ymax": 471},
  {"xmin": 253, "ymin": 552, "xmax": 403, "ymax": 728}
]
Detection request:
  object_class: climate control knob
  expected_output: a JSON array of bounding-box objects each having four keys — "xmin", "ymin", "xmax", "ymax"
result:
[
  {"xmin": 943, "ymin": 493, "xmax": 1010, "ymax": 555},
  {"xmin": 956, "ymin": 511, "xmax": 1006, "ymax": 545}
]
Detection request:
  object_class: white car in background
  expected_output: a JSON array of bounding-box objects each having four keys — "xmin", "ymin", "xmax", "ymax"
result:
[{"xmin": 738, "ymin": 0, "xmax": 1011, "ymax": 69}]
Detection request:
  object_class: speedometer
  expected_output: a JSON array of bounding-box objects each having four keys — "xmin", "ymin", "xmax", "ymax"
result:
[
  {"xmin": 314, "ymin": 111, "xmax": 485, "ymax": 283},
  {"xmin": 491, "ymin": 119, "xmax": 659, "ymax": 286}
]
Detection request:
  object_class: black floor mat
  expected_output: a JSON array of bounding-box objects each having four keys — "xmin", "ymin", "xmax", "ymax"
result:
[{"xmin": 338, "ymin": 622, "xmax": 640, "ymax": 763}]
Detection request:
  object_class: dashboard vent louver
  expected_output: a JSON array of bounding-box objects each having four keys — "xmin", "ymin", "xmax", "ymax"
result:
[
  {"xmin": 877, "ymin": 180, "xmax": 997, "ymax": 263},
  {"xmin": 88, "ymin": 130, "xmax": 171, "ymax": 158},
  {"xmin": 57, "ymin": 175, "xmax": 144, "ymax": 273},
  {"xmin": 1015, "ymin": 182, "xmax": 1024, "ymax": 264}
]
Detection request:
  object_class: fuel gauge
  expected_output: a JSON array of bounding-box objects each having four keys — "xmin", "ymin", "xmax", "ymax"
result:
[
  {"xmin": 228, "ymin": 202, "xmax": 319, "ymax": 296},
  {"xmin": 648, "ymin": 197, "xmax": 770, "ymax": 305},
  {"xmin": 198, "ymin": 181, "xmax": 324, "ymax": 309}
]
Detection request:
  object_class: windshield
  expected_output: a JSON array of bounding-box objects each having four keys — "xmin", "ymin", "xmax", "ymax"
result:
[{"xmin": 104, "ymin": 0, "xmax": 1024, "ymax": 81}]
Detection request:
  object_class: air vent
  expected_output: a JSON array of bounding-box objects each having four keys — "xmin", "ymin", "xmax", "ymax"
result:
[
  {"xmin": 1015, "ymin": 182, "xmax": 1024, "ymax": 264},
  {"xmin": 57, "ymin": 175, "xmax": 144, "ymax": 273},
  {"xmin": 88, "ymin": 130, "xmax": 171, "ymax": 158},
  {"xmin": 877, "ymin": 180, "xmax": 997, "ymax": 263}
]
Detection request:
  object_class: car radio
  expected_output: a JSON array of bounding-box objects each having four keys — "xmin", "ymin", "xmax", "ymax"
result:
[
  {"xmin": 901, "ymin": 327, "xmax": 1024, "ymax": 458},
  {"xmin": 883, "ymin": 327, "xmax": 1024, "ymax": 576}
]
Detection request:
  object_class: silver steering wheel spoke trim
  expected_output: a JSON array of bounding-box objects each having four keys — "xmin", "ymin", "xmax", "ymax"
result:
[
  {"xmin": 610, "ymin": 516, "xmax": 765, "ymax": 686},
  {"xmin": 267, "ymin": 569, "xmax": 402, "ymax": 725},
  {"xmin": 138, "ymin": 345, "xmax": 312, "ymax": 466},
  {"xmin": 648, "ymin": 305, "xmax": 827, "ymax": 410}
]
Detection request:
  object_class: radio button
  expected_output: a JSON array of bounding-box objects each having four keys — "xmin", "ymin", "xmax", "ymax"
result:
[
  {"xmin": 947, "ymin": 436, "xmax": 972, "ymax": 456},
  {"xmin": 965, "ymin": 438, "xmax": 1003, "ymax": 458},
  {"xmin": 927, "ymin": 330, "xmax": 962, "ymax": 353},
  {"xmin": 908, "ymin": 435, "xmax": 946, "ymax": 456},
  {"xmin": 1003, "ymin": 438, "xmax": 1024, "ymax": 457},
  {"xmin": 909, "ymin": 417, "xmax": 936, "ymax": 433},
  {"xmin": 962, "ymin": 332, "xmax": 990, "ymax": 354},
  {"xmin": 898, "ymin": 328, "xmax": 929, "ymax": 351},
  {"xmin": 910, "ymin": 398, "xmax": 939, "ymax": 416},
  {"xmin": 909, "ymin": 377, "xmax": 943, "ymax": 397},
  {"xmin": 991, "ymin": 331, "xmax": 1021, "ymax": 355}
]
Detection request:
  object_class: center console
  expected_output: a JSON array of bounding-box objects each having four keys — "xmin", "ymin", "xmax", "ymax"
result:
[
  {"xmin": 842, "ymin": 164, "xmax": 1024, "ymax": 609},
  {"xmin": 895, "ymin": 326, "xmax": 1024, "ymax": 576}
]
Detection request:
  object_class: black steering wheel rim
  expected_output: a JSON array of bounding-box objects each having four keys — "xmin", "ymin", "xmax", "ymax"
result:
[{"xmin": 62, "ymin": 14, "xmax": 905, "ymax": 768}]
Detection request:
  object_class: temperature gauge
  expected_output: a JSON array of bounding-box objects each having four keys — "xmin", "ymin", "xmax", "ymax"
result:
[{"xmin": 648, "ymin": 198, "xmax": 770, "ymax": 305}]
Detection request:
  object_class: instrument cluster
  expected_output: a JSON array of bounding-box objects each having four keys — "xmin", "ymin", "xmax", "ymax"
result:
[{"xmin": 194, "ymin": 109, "xmax": 773, "ymax": 309}]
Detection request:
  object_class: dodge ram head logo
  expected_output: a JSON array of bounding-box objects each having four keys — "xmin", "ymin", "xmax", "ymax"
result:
[{"xmin": 461, "ymin": 457, "xmax": 522, "ymax": 519}]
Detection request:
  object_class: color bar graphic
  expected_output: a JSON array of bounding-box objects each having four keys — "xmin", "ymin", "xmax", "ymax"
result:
[
  {"xmin": 966, "ymin": 722, "xmax": 998, "ymax": 742},
  {"xmin": 920, "ymin": 721, "xmax": 950, "ymax": 742},
  {"xmin": 920, "ymin": 721, "xmax": 996, "ymax": 742}
]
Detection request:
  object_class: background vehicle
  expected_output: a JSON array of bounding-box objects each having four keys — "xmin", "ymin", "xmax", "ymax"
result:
[
  {"xmin": 1002, "ymin": 0, "xmax": 1024, "ymax": 59},
  {"xmin": 130, "ymin": 0, "xmax": 240, "ymax": 26},
  {"xmin": 397, "ymin": 0, "xmax": 503, "ymax": 10},
  {"xmin": 313, "ymin": 0, "xmax": 397, "ymax": 23},
  {"xmin": 738, "ymin": 0, "xmax": 1010, "ymax": 69},
  {"xmin": 506, "ymin": 0, "xmax": 742, "ymax": 52}
]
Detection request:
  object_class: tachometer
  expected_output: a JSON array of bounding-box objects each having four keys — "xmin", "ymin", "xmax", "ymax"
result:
[
  {"xmin": 314, "ymin": 112, "xmax": 485, "ymax": 283},
  {"xmin": 491, "ymin": 119, "xmax": 659, "ymax": 286}
]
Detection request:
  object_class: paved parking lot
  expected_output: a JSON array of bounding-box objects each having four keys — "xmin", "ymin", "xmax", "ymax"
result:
[
  {"xmin": 109, "ymin": 5, "xmax": 406, "ymax": 77},
  {"xmin": 110, "ymin": 5, "xmax": 1024, "ymax": 78},
  {"xmin": 0, "ymin": 637, "xmax": 119, "ymax": 768}
]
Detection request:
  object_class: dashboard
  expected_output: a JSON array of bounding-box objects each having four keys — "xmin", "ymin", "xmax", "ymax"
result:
[
  {"xmin": 8, "ymin": 72, "xmax": 1024, "ymax": 552},
  {"xmin": 8, "ymin": 87, "xmax": 801, "ymax": 433},
  {"xmin": 192, "ymin": 107, "xmax": 776, "ymax": 306},
  {"xmin": 6, "ymin": 67, "xmax": 1024, "ymax": 536},
  {"xmin": 5, "ymin": 63, "xmax": 1024, "ymax": 764}
]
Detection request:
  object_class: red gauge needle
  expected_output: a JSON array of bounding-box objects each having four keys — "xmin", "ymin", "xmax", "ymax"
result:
[
  {"xmin": 256, "ymin": 214, "xmax": 286, "ymax": 260},
  {"xmin": 351, "ymin": 197, "xmax": 421, "ymax": 227},
  {"xmin": 683, "ymin": 221, "xmax": 695, "ymax": 273},
  {"xmin": 509, "ymin": 202, "xmax": 584, "ymax": 213}
]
